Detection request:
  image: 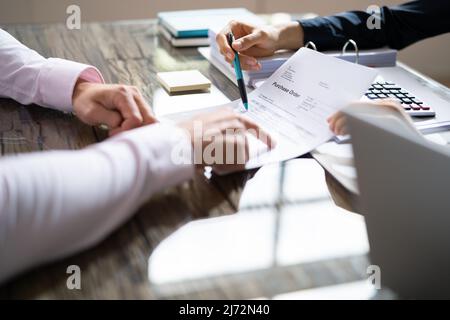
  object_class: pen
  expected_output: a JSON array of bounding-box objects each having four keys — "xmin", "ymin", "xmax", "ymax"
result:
[{"xmin": 227, "ymin": 32, "xmax": 249, "ymax": 110}]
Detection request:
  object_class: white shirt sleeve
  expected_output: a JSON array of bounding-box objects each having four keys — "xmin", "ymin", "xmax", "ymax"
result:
[
  {"xmin": 0, "ymin": 123, "xmax": 194, "ymax": 283},
  {"xmin": 0, "ymin": 28, "xmax": 104, "ymax": 112}
]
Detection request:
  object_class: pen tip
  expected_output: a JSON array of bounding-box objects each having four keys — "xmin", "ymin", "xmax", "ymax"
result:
[{"xmin": 244, "ymin": 102, "xmax": 249, "ymax": 110}]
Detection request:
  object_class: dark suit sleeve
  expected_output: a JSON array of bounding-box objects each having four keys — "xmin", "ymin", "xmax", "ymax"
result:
[{"xmin": 299, "ymin": 0, "xmax": 450, "ymax": 50}]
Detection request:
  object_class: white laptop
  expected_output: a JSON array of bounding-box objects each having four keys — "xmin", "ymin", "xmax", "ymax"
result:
[{"xmin": 344, "ymin": 103, "xmax": 450, "ymax": 299}]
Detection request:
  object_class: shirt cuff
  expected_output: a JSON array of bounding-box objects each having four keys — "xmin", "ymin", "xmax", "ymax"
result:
[
  {"xmin": 107, "ymin": 122, "xmax": 195, "ymax": 192},
  {"xmin": 299, "ymin": 18, "xmax": 334, "ymax": 50},
  {"xmin": 39, "ymin": 58, "xmax": 104, "ymax": 113}
]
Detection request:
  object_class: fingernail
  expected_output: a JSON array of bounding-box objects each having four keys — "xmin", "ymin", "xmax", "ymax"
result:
[
  {"xmin": 233, "ymin": 41, "xmax": 242, "ymax": 49},
  {"xmin": 226, "ymin": 52, "xmax": 234, "ymax": 60},
  {"xmin": 247, "ymin": 59, "xmax": 257, "ymax": 66}
]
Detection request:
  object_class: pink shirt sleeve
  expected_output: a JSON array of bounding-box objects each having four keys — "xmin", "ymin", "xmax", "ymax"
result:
[
  {"xmin": 0, "ymin": 123, "xmax": 195, "ymax": 283},
  {"xmin": 0, "ymin": 28, "xmax": 104, "ymax": 112},
  {"xmin": 0, "ymin": 29, "xmax": 197, "ymax": 283}
]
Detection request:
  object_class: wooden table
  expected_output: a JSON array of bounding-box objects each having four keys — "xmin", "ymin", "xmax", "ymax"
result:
[{"xmin": 0, "ymin": 20, "xmax": 372, "ymax": 299}]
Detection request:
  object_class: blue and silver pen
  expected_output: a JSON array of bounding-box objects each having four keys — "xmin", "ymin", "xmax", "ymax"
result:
[{"xmin": 227, "ymin": 32, "xmax": 249, "ymax": 110}]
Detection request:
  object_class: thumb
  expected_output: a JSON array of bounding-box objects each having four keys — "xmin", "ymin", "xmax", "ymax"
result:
[{"xmin": 232, "ymin": 31, "xmax": 264, "ymax": 52}]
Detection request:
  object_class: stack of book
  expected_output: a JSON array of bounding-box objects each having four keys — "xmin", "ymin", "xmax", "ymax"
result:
[{"xmin": 158, "ymin": 8, "xmax": 264, "ymax": 47}]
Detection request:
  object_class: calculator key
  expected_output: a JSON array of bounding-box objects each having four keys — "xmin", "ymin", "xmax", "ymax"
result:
[
  {"xmin": 402, "ymin": 98, "xmax": 413, "ymax": 104},
  {"xmin": 369, "ymin": 80, "xmax": 435, "ymax": 117},
  {"xmin": 383, "ymin": 85, "xmax": 401, "ymax": 90}
]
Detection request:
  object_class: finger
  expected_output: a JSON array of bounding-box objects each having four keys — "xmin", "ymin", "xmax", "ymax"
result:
[
  {"xmin": 239, "ymin": 54, "xmax": 261, "ymax": 71},
  {"xmin": 337, "ymin": 124, "xmax": 349, "ymax": 136},
  {"xmin": 216, "ymin": 30, "xmax": 235, "ymax": 62},
  {"xmin": 218, "ymin": 119, "xmax": 246, "ymax": 133},
  {"xmin": 229, "ymin": 20, "xmax": 257, "ymax": 38},
  {"xmin": 327, "ymin": 111, "xmax": 342, "ymax": 123},
  {"xmin": 107, "ymin": 86, "xmax": 144, "ymax": 130},
  {"xmin": 328, "ymin": 117, "xmax": 337, "ymax": 133},
  {"xmin": 132, "ymin": 90, "xmax": 158, "ymax": 125},
  {"xmin": 83, "ymin": 103, "xmax": 123, "ymax": 128},
  {"xmin": 203, "ymin": 120, "xmax": 245, "ymax": 140},
  {"xmin": 232, "ymin": 30, "xmax": 265, "ymax": 52},
  {"xmin": 229, "ymin": 132, "xmax": 249, "ymax": 166},
  {"xmin": 241, "ymin": 46, "xmax": 276, "ymax": 58},
  {"xmin": 212, "ymin": 135, "xmax": 247, "ymax": 174},
  {"xmin": 238, "ymin": 115, "xmax": 275, "ymax": 149},
  {"xmin": 327, "ymin": 112, "xmax": 342, "ymax": 133},
  {"xmin": 109, "ymin": 126, "xmax": 125, "ymax": 137},
  {"xmin": 334, "ymin": 116, "xmax": 348, "ymax": 135}
]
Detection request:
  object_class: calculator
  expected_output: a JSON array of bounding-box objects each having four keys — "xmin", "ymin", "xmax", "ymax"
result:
[{"xmin": 365, "ymin": 80, "xmax": 435, "ymax": 117}]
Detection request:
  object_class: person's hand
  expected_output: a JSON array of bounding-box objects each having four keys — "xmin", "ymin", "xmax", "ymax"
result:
[
  {"xmin": 178, "ymin": 107, "xmax": 275, "ymax": 174},
  {"xmin": 216, "ymin": 21, "xmax": 303, "ymax": 71},
  {"xmin": 72, "ymin": 80, "xmax": 157, "ymax": 136},
  {"xmin": 327, "ymin": 100, "xmax": 405, "ymax": 136}
]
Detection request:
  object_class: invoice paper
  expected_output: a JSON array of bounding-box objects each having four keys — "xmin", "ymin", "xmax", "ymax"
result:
[{"xmin": 235, "ymin": 48, "xmax": 378, "ymax": 169}]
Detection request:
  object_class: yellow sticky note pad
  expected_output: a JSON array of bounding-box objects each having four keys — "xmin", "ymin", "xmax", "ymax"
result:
[{"xmin": 157, "ymin": 70, "xmax": 211, "ymax": 93}]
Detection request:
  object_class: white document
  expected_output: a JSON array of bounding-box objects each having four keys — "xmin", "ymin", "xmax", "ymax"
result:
[{"xmin": 234, "ymin": 48, "xmax": 378, "ymax": 169}]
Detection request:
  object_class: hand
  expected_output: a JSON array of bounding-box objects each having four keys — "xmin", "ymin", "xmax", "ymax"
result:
[
  {"xmin": 216, "ymin": 21, "xmax": 303, "ymax": 71},
  {"xmin": 327, "ymin": 100, "xmax": 405, "ymax": 136},
  {"xmin": 178, "ymin": 107, "xmax": 275, "ymax": 174},
  {"xmin": 72, "ymin": 81, "xmax": 157, "ymax": 136}
]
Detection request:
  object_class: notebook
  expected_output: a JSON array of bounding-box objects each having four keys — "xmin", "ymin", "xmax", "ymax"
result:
[
  {"xmin": 159, "ymin": 25, "xmax": 209, "ymax": 47},
  {"xmin": 158, "ymin": 8, "xmax": 265, "ymax": 39},
  {"xmin": 157, "ymin": 70, "xmax": 211, "ymax": 93}
]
